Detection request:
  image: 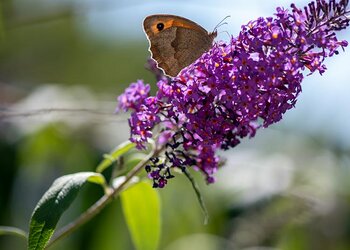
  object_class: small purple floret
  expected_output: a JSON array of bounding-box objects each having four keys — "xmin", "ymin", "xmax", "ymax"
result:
[{"xmin": 117, "ymin": 80, "xmax": 150, "ymax": 112}]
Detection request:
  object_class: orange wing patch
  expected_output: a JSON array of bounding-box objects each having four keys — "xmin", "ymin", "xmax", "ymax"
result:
[{"xmin": 150, "ymin": 18, "xmax": 206, "ymax": 35}]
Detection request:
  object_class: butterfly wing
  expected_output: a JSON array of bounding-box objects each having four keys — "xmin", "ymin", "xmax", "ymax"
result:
[
  {"xmin": 172, "ymin": 27, "xmax": 213, "ymax": 74},
  {"xmin": 143, "ymin": 15, "xmax": 215, "ymax": 77},
  {"xmin": 147, "ymin": 27, "xmax": 180, "ymax": 77}
]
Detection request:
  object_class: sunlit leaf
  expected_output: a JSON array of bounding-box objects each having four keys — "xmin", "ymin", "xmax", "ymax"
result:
[
  {"xmin": 121, "ymin": 181, "xmax": 161, "ymax": 250},
  {"xmin": 96, "ymin": 141, "xmax": 135, "ymax": 173},
  {"xmin": 28, "ymin": 172, "xmax": 106, "ymax": 250}
]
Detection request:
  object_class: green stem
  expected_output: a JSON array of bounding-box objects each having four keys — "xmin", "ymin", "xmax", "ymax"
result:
[
  {"xmin": 0, "ymin": 226, "xmax": 28, "ymax": 240},
  {"xmin": 45, "ymin": 144, "xmax": 162, "ymax": 249},
  {"xmin": 183, "ymin": 169, "xmax": 209, "ymax": 225}
]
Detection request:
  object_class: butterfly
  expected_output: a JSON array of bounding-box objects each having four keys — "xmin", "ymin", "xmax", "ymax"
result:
[{"xmin": 143, "ymin": 14, "xmax": 217, "ymax": 77}]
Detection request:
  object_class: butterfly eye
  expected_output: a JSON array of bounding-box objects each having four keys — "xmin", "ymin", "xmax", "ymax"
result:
[{"xmin": 156, "ymin": 23, "xmax": 164, "ymax": 31}]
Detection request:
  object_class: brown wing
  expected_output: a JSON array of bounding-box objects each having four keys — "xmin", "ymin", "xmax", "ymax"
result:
[
  {"xmin": 171, "ymin": 27, "xmax": 213, "ymax": 74},
  {"xmin": 148, "ymin": 27, "xmax": 181, "ymax": 77},
  {"xmin": 143, "ymin": 15, "xmax": 216, "ymax": 77}
]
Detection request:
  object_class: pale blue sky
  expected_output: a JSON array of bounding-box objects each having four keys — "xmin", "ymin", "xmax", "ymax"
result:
[{"xmin": 81, "ymin": 0, "xmax": 310, "ymax": 40}]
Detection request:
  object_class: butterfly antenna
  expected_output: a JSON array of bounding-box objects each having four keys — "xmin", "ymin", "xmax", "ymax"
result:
[
  {"xmin": 213, "ymin": 15, "xmax": 231, "ymax": 32},
  {"xmin": 219, "ymin": 30, "xmax": 232, "ymax": 40}
]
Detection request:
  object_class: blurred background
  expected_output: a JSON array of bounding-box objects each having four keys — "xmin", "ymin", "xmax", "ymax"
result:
[{"xmin": 1, "ymin": 0, "xmax": 350, "ymax": 249}]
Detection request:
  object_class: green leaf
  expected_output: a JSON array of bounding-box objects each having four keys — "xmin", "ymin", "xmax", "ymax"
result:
[
  {"xmin": 96, "ymin": 141, "xmax": 135, "ymax": 173},
  {"xmin": 0, "ymin": 226, "xmax": 28, "ymax": 240},
  {"xmin": 28, "ymin": 172, "xmax": 106, "ymax": 250},
  {"xmin": 121, "ymin": 181, "xmax": 161, "ymax": 250},
  {"xmin": 86, "ymin": 174, "xmax": 107, "ymax": 185}
]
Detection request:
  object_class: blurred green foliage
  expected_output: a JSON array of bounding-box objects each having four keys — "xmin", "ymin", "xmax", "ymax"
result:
[{"xmin": 0, "ymin": 0, "xmax": 156, "ymax": 94}]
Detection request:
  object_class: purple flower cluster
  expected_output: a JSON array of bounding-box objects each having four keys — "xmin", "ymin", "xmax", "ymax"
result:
[
  {"xmin": 118, "ymin": 0, "xmax": 349, "ymax": 188},
  {"xmin": 117, "ymin": 80, "xmax": 150, "ymax": 112}
]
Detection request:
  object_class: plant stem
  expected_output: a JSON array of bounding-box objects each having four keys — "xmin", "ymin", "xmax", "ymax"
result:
[
  {"xmin": 183, "ymin": 169, "xmax": 209, "ymax": 225},
  {"xmin": 0, "ymin": 226, "xmax": 28, "ymax": 240},
  {"xmin": 45, "ymin": 145, "xmax": 161, "ymax": 249}
]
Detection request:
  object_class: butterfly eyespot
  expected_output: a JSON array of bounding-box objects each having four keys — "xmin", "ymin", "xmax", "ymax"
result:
[{"xmin": 156, "ymin": 23, "xmax": 165, "ymax": 31}]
